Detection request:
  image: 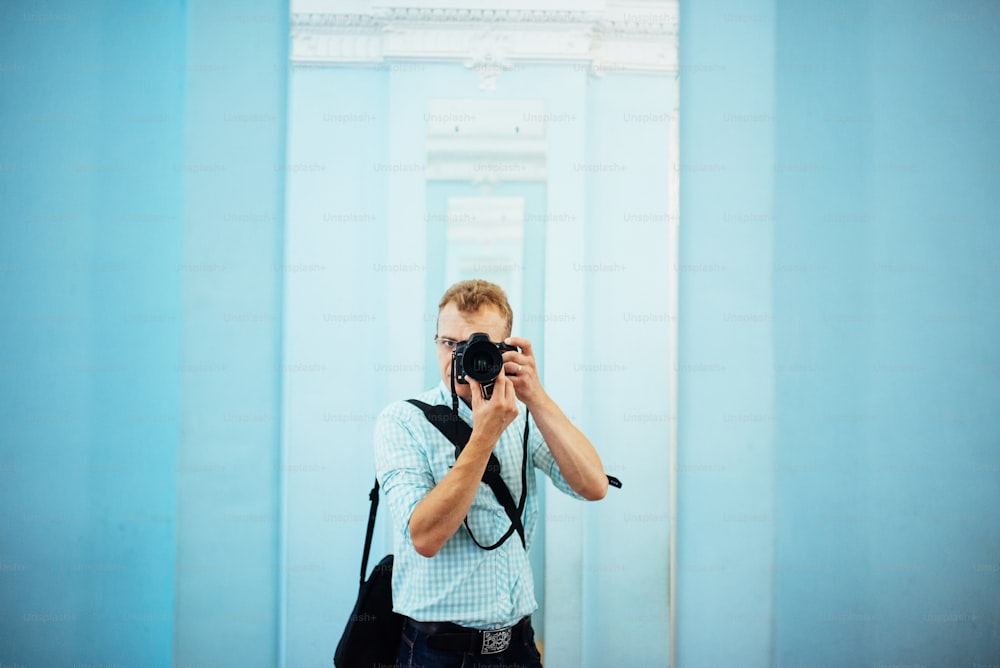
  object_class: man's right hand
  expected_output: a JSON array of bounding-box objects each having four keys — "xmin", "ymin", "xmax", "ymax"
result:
[
  {"xmin": 408, "ymin": 369, "xmax": 520, "ymax": 558},
  {"xmin": 468, "ymin": 369, "xmax": 519, "ymax": 451}
]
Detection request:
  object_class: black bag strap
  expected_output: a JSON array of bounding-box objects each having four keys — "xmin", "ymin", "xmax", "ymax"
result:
[
  {"xmin": 406, "ymin": 399, "xmax": 527, "ymax": 550},
  {"xmin": 359, "ymin": 479, "xmax": 380, "ymax": 588}
]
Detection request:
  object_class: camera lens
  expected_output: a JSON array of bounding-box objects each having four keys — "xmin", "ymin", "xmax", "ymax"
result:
[
  {"xmin": 462, "ymin": 339, "xmax": 503, "ymax": 383},
  {"xmin": 470, "ymin": 351, "xmax": 498, "ymax": 376}
]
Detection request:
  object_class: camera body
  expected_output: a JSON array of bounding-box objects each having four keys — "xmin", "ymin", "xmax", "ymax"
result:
[{"xmin": 453, "ymin": 332, "xmax": 518, "ymax": 396}]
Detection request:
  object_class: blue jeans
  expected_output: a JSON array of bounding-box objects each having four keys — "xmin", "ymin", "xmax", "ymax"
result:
[{"xmin": 396, "ymin": 618, "xmax": 544, "ymax": 668}]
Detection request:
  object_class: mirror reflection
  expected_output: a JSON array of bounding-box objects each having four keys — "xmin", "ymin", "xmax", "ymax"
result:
[{"xmin": 283, "ymin": 3, "xmax": 678, "ymax": 666}]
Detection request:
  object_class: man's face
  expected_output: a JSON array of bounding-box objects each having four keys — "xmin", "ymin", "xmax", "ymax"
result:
[{"xmin": 435, "ymin": 301, "xmax": 509, "ymax": 402}]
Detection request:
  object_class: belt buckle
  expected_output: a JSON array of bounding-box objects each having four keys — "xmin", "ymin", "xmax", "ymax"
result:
[{"xmin": 481, "ymin": 626, "xmax": 513, "ymax": 655}]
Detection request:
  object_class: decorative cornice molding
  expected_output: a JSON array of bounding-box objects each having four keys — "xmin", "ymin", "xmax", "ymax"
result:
[
  {"xmin": 381, "ymin": 8, "xmax": 597, "ymax": 24},
  {"xmin": 290, "ymin": 4, "xmax": 677, "ymax": 83},
  {"xmin": 292, "ymin": 12, "xmax": 383, "ymax": 29}
]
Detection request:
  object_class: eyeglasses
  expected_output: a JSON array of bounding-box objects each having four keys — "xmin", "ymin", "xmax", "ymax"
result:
[{"xmin": 433, "ymin": 335, "xmax": 460, "ymax": 351}]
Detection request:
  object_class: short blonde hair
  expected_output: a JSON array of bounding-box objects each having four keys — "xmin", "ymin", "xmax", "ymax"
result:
[{"xmin": 437, "ymin": 279, "xmax": 513, "ymax": 336}]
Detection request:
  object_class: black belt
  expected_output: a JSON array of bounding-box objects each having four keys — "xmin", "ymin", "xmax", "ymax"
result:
[{"xmin": 406, "ymin": 616, "xmax": 531, "ymax": 655}]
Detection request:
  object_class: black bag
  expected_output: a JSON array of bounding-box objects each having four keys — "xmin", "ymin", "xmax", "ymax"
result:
[{"xmin": 334, "ymin": 480, "xmax": 403, "ymax": 668}]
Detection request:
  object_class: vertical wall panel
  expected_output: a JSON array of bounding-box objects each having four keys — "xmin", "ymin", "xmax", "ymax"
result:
[
  {"xmin": 175, "ymin": 2, "xmax": 288, "ymax": 666},
  {"xmin": 0, "ymin": 2, "xmax": 185, "ymax": 666},
  {"xmin": 771, "ymin": 2, "xmax": 875, "ymax": 665},
  {"xmin": 862, "ymin": 0, "xmax": 999, "ymax": 663},
  {"xmin": 771, "ymin": 1, "xmax": 1000, "ymax": 664},
  {"xmin": 580, "ymin": 73, "xmax": 673, "ymax": 667},
  {"xmin": 677, "ymin": 0, "xmax": 777, "ymax": 666},
  {"xmin": 540, "ymin": 65, "xmax": 591, "ymax": 668},
  {"xmin": 682, "ymin": 1, "xmax": 1000, "ymax": 666},
  {"xmin": 280, "ymin": 66, "xmax": 389, "ymax": 666}
]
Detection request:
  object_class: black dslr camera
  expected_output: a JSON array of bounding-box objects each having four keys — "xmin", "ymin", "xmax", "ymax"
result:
[{"xmin": 454, "ymin": 332, "xmax": 518, "ymax": 400}]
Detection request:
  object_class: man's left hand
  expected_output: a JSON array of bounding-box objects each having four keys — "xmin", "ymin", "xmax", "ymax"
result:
[{"xmin": 501, "ymin": 336, "xmax": 547, "ymax": 410}]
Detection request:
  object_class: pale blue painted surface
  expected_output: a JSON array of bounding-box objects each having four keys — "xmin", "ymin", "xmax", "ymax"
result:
[
  {"xmin": 281, "ymin": 62, "xmax": 674, "ymax": 667},
  {"xmin": 0, "ymin": 1, "xmax": 185, "ymax": 665},
  {"xmin": 174, "ymin": 0, "xmax": 288, "ymax": 666},
  {"xmin": 678, "ymin": 1, "xmax": 777, "ymax": 666},
  {"xmin": 2, "ymin": 1, "xmax": 999, "ymax": 667},
  {"xmin": 580, "ymin": 72, "xmax": 674, "ymax": 666},
  {"xmin": 680, "ymin": 0, "xmax": 1000, "ymax": 666},
  {"xmin": 280, "ymin": 65, "xmax": 391, "ymax": 666},
  {"xmin": 770, "ymin": 1, "xmax": 1000, "ymax": 665}
]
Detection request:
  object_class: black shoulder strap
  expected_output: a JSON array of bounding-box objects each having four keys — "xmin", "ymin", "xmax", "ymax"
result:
[
  {"xmin": 406, "ymin": 400, "xmax": 622, "ymax": 489},
  {"xmin": 406, "ymin": 399, "xmax": 472, "ymax": 445},
  {"xmin": 406, "ymin": 399, "xmax": 526, "ymax": 550},
  {"xmin": 359, "ymin": 479, "xmax": 380, "ymax": 588}
]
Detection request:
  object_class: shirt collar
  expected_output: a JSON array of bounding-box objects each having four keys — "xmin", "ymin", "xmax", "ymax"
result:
[{"xmin": 434, "ymin": 380, "xmax": 474, "ymax": 423}]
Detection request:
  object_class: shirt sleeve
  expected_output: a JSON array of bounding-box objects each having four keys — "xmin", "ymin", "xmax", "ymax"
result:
[
  {"xmin": 373, "ymin": 402, "xmax": 436, "ymax": 545},
  {"xmin": 527, "ymin": 410, "xmax": 586, "ymax": 501}
]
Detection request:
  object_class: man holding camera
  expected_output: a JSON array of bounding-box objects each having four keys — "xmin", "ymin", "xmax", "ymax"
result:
[{"xmin": 374, "ymin": 279, "xmax": 610, "ymax": 668}]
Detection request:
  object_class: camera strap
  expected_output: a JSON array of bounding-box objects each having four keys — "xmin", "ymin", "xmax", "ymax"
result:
[
  {"xmin": 359, "ymin": 479, "xmax": 381, "ymax": 587},
  {"xmin": 406, "ymin": 399, "xmax": 527, "ymax": 551}
]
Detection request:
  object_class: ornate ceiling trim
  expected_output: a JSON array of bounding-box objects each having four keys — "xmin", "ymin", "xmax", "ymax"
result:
[{"xmin": 290, "ymin": 5, "xmax": 677, "ymax": 87}]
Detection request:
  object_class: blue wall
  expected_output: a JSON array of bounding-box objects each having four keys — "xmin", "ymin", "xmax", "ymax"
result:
[
  {"xmin": 771, "ymin": 2, "xmax": 875, "ymax": 664},
  {"xmin": 681, "ymin": 0, "xmax": 1000, "ymax": 665},
  {"xmin": 3, "ymin": 1, "xmax": 999, "ymax": 666},
  {"xmin": 773, "ymin": 1, "xmax": 1000, "ymax": 665},
  {"xmin": 0, "ymin": 1, "xmax": 185, "ymax": 665},
  {"xmin": 280, "ymin": 64, "xmax": 391, "ymax": 666},
  {"xmin": 0, "ymin": 1, "xmax": 288, "ymax": 666},
  {"xmin": 174, "ymin": 0, "xmax": 288, "ymax": 666},
  {"xmin": 677, "ymin": 0, "xmax": 776, "ymax": 665},
  {"xmin": 581, "ymin": 72, "xmax": 673, "ymax": 666}
]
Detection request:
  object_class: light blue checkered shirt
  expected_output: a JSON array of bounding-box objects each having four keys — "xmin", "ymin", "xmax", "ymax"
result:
[{"xmin": 374, "ymin": 381, "xmax": 583, "ymax": 630}]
